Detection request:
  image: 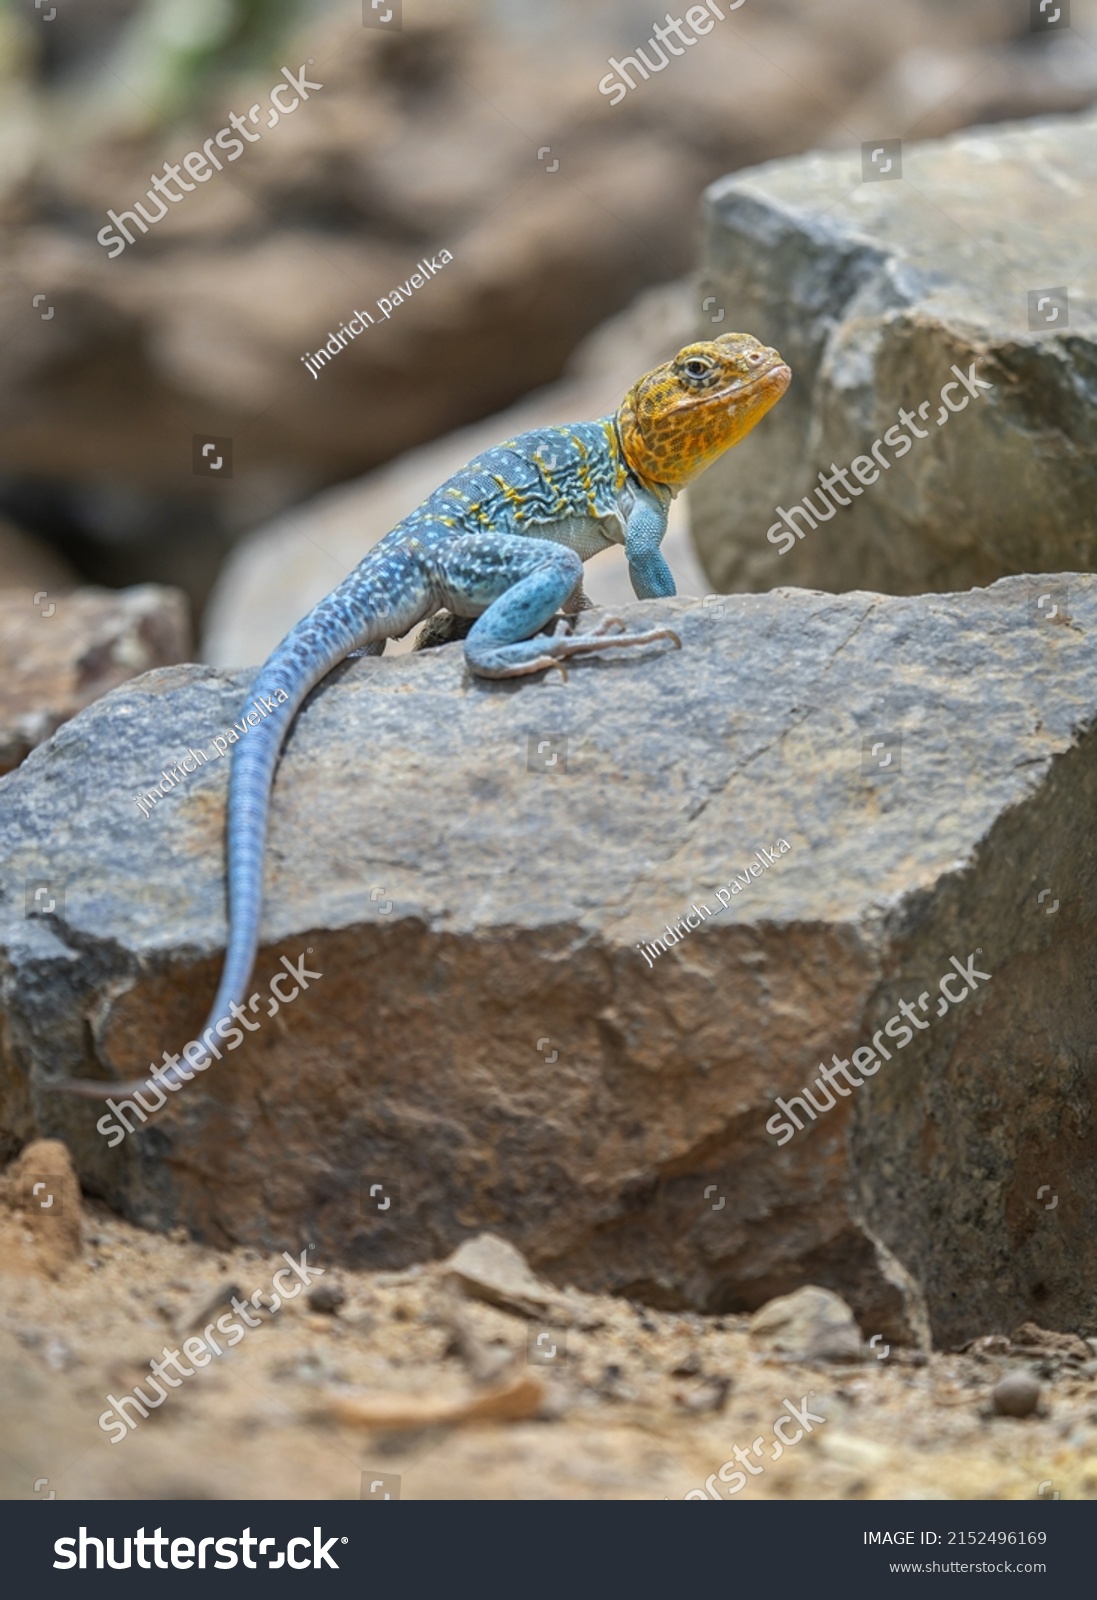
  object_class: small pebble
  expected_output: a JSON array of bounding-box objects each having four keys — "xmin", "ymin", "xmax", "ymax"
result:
[
  {"xmin": 992, "ymin": 1371, "xmax": 1041, "ymax": 1417},
  {"xmin": 42, "ymin": 1335, "xmax": 75, "ymax": 1372},
  {"xmin": 676, "ymin": 1376, "xmax": 731, "ymax": 1414},
  {"xmin": 308, "ymin": 1281, "xmax": 346, "ymax": 1315}
]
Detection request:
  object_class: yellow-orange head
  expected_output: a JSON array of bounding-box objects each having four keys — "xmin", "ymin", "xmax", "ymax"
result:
[{"xmin": 615, "ymin": 332, "xmax": 791, "ymax": 491}]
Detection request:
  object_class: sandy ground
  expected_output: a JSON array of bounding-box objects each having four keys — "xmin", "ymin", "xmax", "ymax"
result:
[{"xmin": 2, "ymin": 1146, "xmax": 1096, "ymax": 1503}]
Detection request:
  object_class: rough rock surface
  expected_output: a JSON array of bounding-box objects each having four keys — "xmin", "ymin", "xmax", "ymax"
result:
[
  {"xmin": 3, "ymin": 574, "xmax": 1097, "ymax": 1348},
  {"xmin": 690, "ymin": 111, "xmax": 1097, "ymax": 598},
  {"xmin": 202, "ymin": 280, "xmax": 709, "ymax": 668},
  {"xmin": 0, "ymin": 585, "xmax": 190, "ymax": 774}
]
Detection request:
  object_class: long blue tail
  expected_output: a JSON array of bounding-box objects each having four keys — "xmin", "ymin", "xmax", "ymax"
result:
[
  {"xmin": 55, "ymin": 549, "xmax": 425, "ymax": 1100},
  {"xmin": 196, "ymin": 590, "xmax": 381, "ymax": 1065}
]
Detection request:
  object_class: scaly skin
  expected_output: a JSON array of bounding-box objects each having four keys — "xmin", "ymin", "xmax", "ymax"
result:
[{"xmin": 57, "ymin": 332, "xmax": 790, "ymax": 1100}]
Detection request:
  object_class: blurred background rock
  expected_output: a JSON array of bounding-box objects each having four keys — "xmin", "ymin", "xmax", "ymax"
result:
[{"xmin": 0, "ymin": 0, "xmax": 1094, "ymax": 634}]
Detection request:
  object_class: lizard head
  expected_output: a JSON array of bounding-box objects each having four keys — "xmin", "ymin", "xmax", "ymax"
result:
[{"xmin": 615, "ymin": 332, "xmax": 791, "ymax": 490}]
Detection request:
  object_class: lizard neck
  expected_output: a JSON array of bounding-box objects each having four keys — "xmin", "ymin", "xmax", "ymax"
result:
[{"xmin": 611, "ymin": 406, "xmax": 675, "ymax": 496}]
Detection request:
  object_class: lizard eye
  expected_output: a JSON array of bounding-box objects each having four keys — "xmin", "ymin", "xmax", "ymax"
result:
[{"xmin": 682, "ymin": 358, "xmax": 711, "ymax": 380}]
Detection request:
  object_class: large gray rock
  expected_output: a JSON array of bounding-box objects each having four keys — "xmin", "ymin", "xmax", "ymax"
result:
[
  {"xmin": 690, "ymin": 111, "xmax": 1097, "ymax": 598},
  {"xmin": 3, "ymin": 573, "xmax": 1096, "ymax": 1348}
]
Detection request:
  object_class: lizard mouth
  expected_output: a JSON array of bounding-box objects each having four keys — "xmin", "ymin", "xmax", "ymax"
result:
[{"xmin": 712, "ymin": 356, "xmax": 791, "ymax": 408}]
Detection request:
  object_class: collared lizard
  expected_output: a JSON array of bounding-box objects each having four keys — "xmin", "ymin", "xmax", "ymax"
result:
[{"xmin": 59, "ymin": 331, "xmax": 790, "ymax": 1100}]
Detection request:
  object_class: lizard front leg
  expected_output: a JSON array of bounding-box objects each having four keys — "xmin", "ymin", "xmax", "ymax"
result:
[{"xmin": 623, "ymin": 483, "xmax": 676, "ymax": 599}]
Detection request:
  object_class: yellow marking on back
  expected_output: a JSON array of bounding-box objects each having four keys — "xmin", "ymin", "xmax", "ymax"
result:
[
  {"xmin": 542, "ymin": 465, "xmax": 569, "ymax": 513},
  {"xmin": 498, "ymin": 479, "xmax": 529, "ymax": 524},
  {"xmin": 494, "ymin": 476, "xmax": 526, "ymax": 505},
  {"xmin": 603, "ymin": 419, "xmax": 628, "ymax": 490},
  {"xmin": 577, "ymin": 454, "xmax": 595, "ymax": 508}
]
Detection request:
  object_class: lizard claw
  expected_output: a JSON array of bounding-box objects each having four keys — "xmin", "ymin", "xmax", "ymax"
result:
[
  {"xmin": 479, "ymin": 653, "xmax": 569, "ymax": 680},
  {"xmin": 587, "ymin": 614, "xmax": 628, "ymax": 638}
]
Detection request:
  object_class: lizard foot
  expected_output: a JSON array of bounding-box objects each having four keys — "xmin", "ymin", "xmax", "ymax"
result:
[
  {"xmin": 551, "ymin": 620, "xmax": 682, "ymax": 658},
  {"xmin": 481, "ymin": 622, "xmax": 680, "ymax": 679},
  {"xmin": 471, "ymin": 651, "xmax": 572, "ymax": 681}
]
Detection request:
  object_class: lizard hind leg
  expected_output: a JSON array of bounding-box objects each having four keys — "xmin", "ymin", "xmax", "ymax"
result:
[{"xmin": 437, "ymin": 533, "xmax": 679, "ymax": 681}]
